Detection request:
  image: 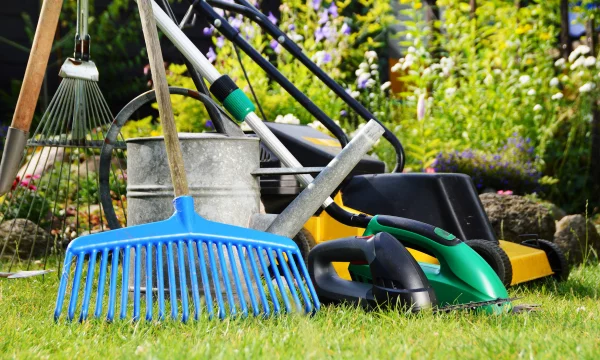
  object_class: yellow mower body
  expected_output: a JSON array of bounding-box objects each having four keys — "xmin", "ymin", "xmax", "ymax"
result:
[{"xmin": 304, "ymin": 195, "xmax": 554, "ymax": 285}]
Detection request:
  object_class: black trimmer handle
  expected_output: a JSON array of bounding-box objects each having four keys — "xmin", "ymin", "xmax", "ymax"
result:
[{"xmin": 308, "ymin": 232, "xmax": 437, "ymax": 311}]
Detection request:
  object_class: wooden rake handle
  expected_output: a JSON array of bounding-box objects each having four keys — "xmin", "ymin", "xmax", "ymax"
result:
[
  {"xmin": 136, "ymin": 0, "xmax": 189, "ymax": 197},
  {"xmin": 11, "ymin": 0, "xmax": 63, "ymax": 131}
]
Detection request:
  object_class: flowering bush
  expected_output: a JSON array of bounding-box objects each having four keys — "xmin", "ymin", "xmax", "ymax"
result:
[{"xmin": 391, "ymin": 0, "xmax": 598, "ymax": 212}]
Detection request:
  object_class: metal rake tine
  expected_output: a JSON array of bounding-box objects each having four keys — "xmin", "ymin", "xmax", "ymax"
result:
[
  {"xmin": 285, "ymin": 250, "xmax": 312, "ymax": 313},
  {"xmin": 226, "ymin": 243, "xmax": 248, "ymax": 317},
  {"xmin": 176, "ymin": 241, "xmax": 190, "ymax": 323},
  {"xmin": 186, "ymin": 240, "xmax": 201, "ymax": 321},
  {"xmin": 216, "ymin": 242, "xmax": 236, "ymax": 317},
  {"xmin": 145, "ymin": 244, "xmax": 154, "ymax": 321},
  {"xmin": 247, "ymin": 245, "xmax": 269, "ymax": 316},
  {"xmin": 206, "ymin": 242, "xmax": 226, "ymax": 319},
  {"xmin": 256, "ymin": 247, "xmax": 281, "ymax": 316},
  {"xmin": 120, "ymin": 245, "xmax": 131, "ymax": 320},
  {"xmin": 80, "ymin": 250, "xmax": 98, "ymax": 322},
  {"xmin": 67, "ymin": 254, "xmax": 85, "ymax": 321},
  {"xmin": 235, "ymin": 245, "xmax": 259, "ymax": 316},
  {"xmin": 94, "ymin": 249, "xmax": 109, "ymax": 318},
  {"xmin": 266, "ymin": 249, "xmax": 291, "ymax": 313},
  {"xmin": 133, "ymin": 245, "xmax": 142, "ymax": 321},
  {"xmin": 166, "ymin": 242, "xmax": 178, "ymax": 320},
  {"xmin": 107, "ymin": 247, "xmax": 120, "ymax": 321},
  {"xmin": 54, "ymin": 251, "xmax": 74, "ymax": 320},
  {"xmin": 276, "ymin": 249, "xmax": 302, "ymax": 312},
  {"xmin": 156, "ymin": 243, "xmax": 165, "ymax": 320},
  {"xmin": 195, "ymin": 242, "xmax": 214, "ymax": 319}
]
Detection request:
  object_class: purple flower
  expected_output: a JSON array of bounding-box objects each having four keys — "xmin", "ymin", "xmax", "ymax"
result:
[
  {"xmin": 230, "ymin": 17, "xmax": 243, "ymax": 30},
  {"xmin": 318, "ymin": 10, "xmax": 329, "ymax": 24},
  {"xmin": 322, "ymin": 24, "xmax": 336, "ymax": 41},
  {"xmin": 268, "ymin": 12, "xmax": 278, "ymax": 25},
  {"xmin": 203, "ymin": 27, "xmax": 213, "ymax": 36},
  {"xmin": 216, "ymin": 36, "xmax": 225, "ymax": 48},
  {"xmin": 270, "ymin": 39, "xmax": 281, "ymax": 54},
  {"xmin": 312, "ymin": 0, "xmax": 321, "ymax": 10},
  {"xmin": 340, "ymin": 110, "xmax": 347, "ymax": 117},
  {"xmin": 328, "ymin": 3, "xmax": 338, "ymax": 18},
  {"xmin": 205, "ymin": 120, "xmax": 214, "ymax": 129},
  {"xmin": 288, "ymin": 24, "xmax": 296, "ymax": 31},
  {"xmin": 315, "ymin": 27, "xmax": 325, "ymax": 42},
  {"xmin": 206, "ymin": 47, "xmax": 217, "ymax": 63},
  {"xmin": 322, "ymin": 52, "xmax": 332, "ymax": 63},
  {"xmin": 341, "ymin": 23, "xmax": 351, "ymax": 35}
]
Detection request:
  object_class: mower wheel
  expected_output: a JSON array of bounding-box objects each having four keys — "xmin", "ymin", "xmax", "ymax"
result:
[
  {"xmin": 521, "ymin": 239, "xmax": 570, "ymax": 281},
  {"xmin": 293, "ymin": 229, "xmax": 317, "ymax": 264},
  {"xmin": 465, "ymin": 239, "xmax": 513, "ymax": 287}
]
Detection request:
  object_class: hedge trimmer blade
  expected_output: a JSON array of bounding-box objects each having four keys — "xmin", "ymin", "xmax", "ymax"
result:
[{"xmin": 434, "ymin": 297, "xmax": 540, "ymax": 314}]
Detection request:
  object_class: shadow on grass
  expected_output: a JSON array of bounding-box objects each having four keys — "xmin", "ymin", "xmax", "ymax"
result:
[{"xmin": 512, "ymin": 263, "xmax": 600, "ymax": 300}]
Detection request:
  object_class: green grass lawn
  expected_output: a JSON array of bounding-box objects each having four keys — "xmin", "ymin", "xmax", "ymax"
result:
[{"xmin": 1, "ymin": 264, "xmax": 599, "ymax": 359}]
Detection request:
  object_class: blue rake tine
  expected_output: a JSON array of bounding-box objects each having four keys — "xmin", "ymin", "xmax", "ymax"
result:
[
  {"xmin": 94, "ymin": 249, "xmax": 109, "ymax": 318},
  {"xmin": 80, "ymin": 250, "xmax": 98, "ymax": 321},
  {"xmin": 196, "ymin": 242, "xmax": 214, "ymax": 319},
  {"xmin": 276, "ymin": 249, "xmax": 302, "ymax": 312},
  {"xmin": 67, "ymin": 253, "xmax": 86, "ymax": 321},
  {"xmin": 285, "ymin": 250, "xmax": 312, "ymax": 313},
  {"xmin": 107, "ymin": 247, "xmax": 120, "ymax": 321},
  {"xmin": 120, "ymin": 245, "xmax": 131, "ymax": 320},
  {"xmin": 133, "ymin": 245, "xmax": 142, "ymax": 321},
  {"xmin": 145, "ymin": 244, "xmax": 153, "ymax": 321},
  {"xmin": 216, "ymin": 242, "xmax": 237, "ymax": 317},
  {"xmin": 247, "ymin": 245, "xmax": 269, "ymax": 316},
  {"xmin": 235, "ymin": 245, "xmax": 259, "ymax": 316},
  {"xmin": 186, "ymin": 240, "xmax": 202, "ymax": 321},
  {"xmin": 166, "ymin": 242, "xmax": 178, "ymax": 320},
  {"xmin": 156, "ymin": 243, "xmax": 165, "ymax": 320},
  {"xmin": 256, "ymin": 247, "xmax": 281, "ymax": 316},
  {"xmin": 226, "ymin": 243, "xmax": 248, "ymax": 317},
  {"xmin": 266, "ymin": 249, "xmax": 291, "ymax": 313},
  {"xmin": 54, "ymin": 251, "xmax": 74, "ymax": 320},
  {"xmin": 206, "ymin": 242, "xmax": 226, "ymax": 319},
  {"xmin": 176, "ymin": 240, "xmax": 190, "ymax": 323},
  {"xmin": 295, "ymin": 251, "xmax": 320, "ymax": 313}
]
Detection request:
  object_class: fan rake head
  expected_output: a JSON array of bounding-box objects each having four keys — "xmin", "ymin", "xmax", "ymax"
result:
[{"xmin": 54, "ymin": 196, "xmax": 319, "ymax": 322}]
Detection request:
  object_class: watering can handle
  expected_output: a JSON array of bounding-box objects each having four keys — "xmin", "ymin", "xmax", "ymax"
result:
[
  {"xmin": 136, "ymin": 0, "xmax": 189, "ymax": 197},
  {"xmin": 0, "ymin": 0, "xmax": 63, "ymax": 195}
]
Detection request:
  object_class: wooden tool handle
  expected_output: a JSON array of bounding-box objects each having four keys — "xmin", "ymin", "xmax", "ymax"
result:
[
  {"xmin": 11, "ymin": 0, "xmax": 63, "ymax": 131},
  {"xmin": 136, "ymin": 0, "xmax": 189, "ymax": 197}
]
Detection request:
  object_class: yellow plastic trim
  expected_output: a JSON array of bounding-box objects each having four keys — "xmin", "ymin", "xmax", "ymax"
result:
[{"xmin": 499, "ymin": 240, "xmax": 554, "ymax": 285}]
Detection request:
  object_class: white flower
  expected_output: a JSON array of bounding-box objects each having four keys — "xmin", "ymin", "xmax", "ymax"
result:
[
  {"xmin": 290, "ymin": 33, "xmax": 304, "ymax": 42},
  {"xmin": 355, "ymin": 68, "xmax": 364, "ymax": 76},
  {"xmin": 370, "ymin": 64, "xmax": 378, "ymax": 70},
  {"xmin": 417, "ymin": 93, "xmax": 426, "ymax": 121},
  {"xmin": 527, "ymin": 89, "xmax": 536, "ymax": 96},
  {"xmin": 274, "ymin": 113, "xmax": 300, "ymax": 125},
  {"xmin": 493, "ymin": 68, "xmax": 502, "ymax": 75},
  {"xmin": 407, "ymin": 46, "xmax": 416, "ymax": 53},
  {"xmin": 484, "ymin": 74, "xmax": 493, "ymax": 85},
  {"xmin": 365, "ymin": 50, "xmax": 378, "ymax": 63},
  {"xmin": 359, "ymin": 62, "xmax": 370, "ymax": 71},
  {"xmin": 380, "ymin": 81, "xmax": 391, "ymax": 91},
  {"xmin": 402, "ymin": 54, "xmax": 416, "ymax": 70},
  {"xmin": 570, "ymin": 56, "xmax": 585, "ymax": 70},
  {"xmin": 308, "ymin": 120, "xmax": 328, "ymax": 133},
  {"xmin": 406, "ymin": 95, "xmax": 416, "ymax": 101},
  {"xmin": 369, "ymin": 93, "xmax": 375, "ymax": 98},
  {"xmin": 391, "ymin": 63, "xmax": 401, "ymax": 73},
  {"xmin": 423, "ymin": 67, "xmax": 432, "ymax": 76},
  {"xmin": 561, "ymin": 74, "xmax": 569, "ymax": 82},
  {"xmin": 445, "ymin": 87, "xmax": 457, "ymax": 96},
  {"xmin": 533, "ymin": 104, "xmax": 542, "ymax": 111},
  {"xmin": 551, "ymin": 92, "xmax": 564, "ymax": 100},
  {"xmin": 357, "ymin": 72, "xmax": 371, "ymax": 86},
  {"xmin": 550, "ymin": 77, "xmax": 559, "ymax": 87},
  {"xmin": 519, "ymin": 75, "xmax": 531, "ymax": 84},
  {"xmin": 554, "ymin": 58, "xmax": 566, "ymax": 68},
  {"xmin": 579, "ymin": 82, "xmax": 593, "ymax": 93},
  {"xmin": 370, "ymin": 70, "xmax": 378, "ymax": 76},
  {"xmin": 365, "ymin": 78, "xmax": 376, "ymax": 88},
  {"xmin": 576, "ymin": 306, "xmax": 586, "ymax": 313},
  {"xmin": 585, "ymin": 56, "xmax": 597, "ymax": 67},
  {"xmin": 350, "ymin": 90, "xmax": 360, "ymax": 98}
]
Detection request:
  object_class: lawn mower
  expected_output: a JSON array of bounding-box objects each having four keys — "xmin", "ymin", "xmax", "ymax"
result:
[{"xmin": 187, "ymin": 0, "xmax": 569, "ymax": 288}]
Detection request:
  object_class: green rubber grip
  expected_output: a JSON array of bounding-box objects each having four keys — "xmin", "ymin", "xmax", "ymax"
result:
[{"xmin": 222, "ymin": 89, "xmax": 256, "ymax": 122}]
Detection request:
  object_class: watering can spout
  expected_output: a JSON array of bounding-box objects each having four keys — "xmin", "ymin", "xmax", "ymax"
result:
[{"xmin": 173, "ymin": 196, "xmax": 197, "ymax": 230}]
